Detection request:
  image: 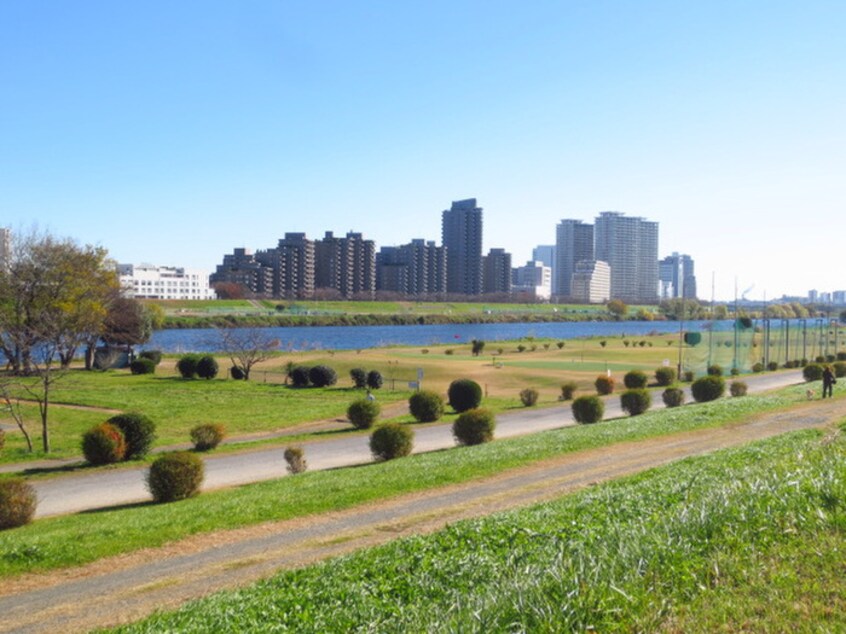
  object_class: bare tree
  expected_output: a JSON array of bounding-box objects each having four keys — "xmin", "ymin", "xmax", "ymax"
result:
[
  {"xmin": 216, "ymin": 326, "xmax": 280, "ymax": 380},
  {"xmin": 0, "ymin": 382, "xmax": 34, "ymax": 453}
]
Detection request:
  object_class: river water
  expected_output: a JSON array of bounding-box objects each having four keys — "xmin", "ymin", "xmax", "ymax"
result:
[{"xmin": 147, "ymin": 320, "xmax": 729, "ymax": 353}]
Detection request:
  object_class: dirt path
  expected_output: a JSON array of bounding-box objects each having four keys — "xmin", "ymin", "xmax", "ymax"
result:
[{"xmin": 1, "ymin": 397, "xmax": 844, "ymax": 634}]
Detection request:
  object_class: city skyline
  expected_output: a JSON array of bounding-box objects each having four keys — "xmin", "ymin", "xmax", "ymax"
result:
[{"xmin": 2, "ymin": 2, "xmax": 844, "ymax": 301}]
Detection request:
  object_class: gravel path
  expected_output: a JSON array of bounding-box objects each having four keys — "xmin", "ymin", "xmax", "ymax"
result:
[{"xmin": 0, "ymin": 391, "xmax": 842, "ymax": 634}]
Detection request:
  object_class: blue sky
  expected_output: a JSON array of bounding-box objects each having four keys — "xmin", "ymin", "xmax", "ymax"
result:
[{"xmin": 1, "ymin": 1, "xmax": 844, "ymax": 301}]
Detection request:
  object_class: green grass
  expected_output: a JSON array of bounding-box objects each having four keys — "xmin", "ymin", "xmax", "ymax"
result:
[
  {"xmin": 109, "ymin": 427, "xmax": 846, "ymax": 633},
  {"xmin": 0, "ymin": 385, "xmax": 816, "ymax": 579}
]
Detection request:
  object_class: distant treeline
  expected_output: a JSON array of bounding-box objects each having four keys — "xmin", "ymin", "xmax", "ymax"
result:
[{"xmin": 159, "ymin": 311, "xmax": 650, "ymax": 329}]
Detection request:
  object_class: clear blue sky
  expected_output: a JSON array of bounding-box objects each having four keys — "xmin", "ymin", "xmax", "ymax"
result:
[{"xmin": 2, "ymin": 1, "xmax": 844, "ymax": 301}]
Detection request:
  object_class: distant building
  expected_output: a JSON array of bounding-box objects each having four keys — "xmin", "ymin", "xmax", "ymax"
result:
[
  {"xmin": 512, "ymin": 260, "xmax": 552, "ymax": 300},
  {"xmin": 532, "ymin": 244, "xmax": 556, "ymax": 292},
  {"xmin": 210, "ymin": 248, "xmax": 274, "ymax": 296},
  {"xmin": 482, "ymin": 248, "xmax": 512, "ymax": 294},
  {"xmin": 833, "ymin": 291, "xmax": 846, "ymax": 305},
  {"xmin": 315, "ymin": 231, "xmax": 376, "ymax": 298},
  {"xmin": 256, "ymin": 233, "xmax": 315, "ymax": 299},
  {"xmin": 119, "ymin": 263, "xmax": 215, "ymax": 300},
  {"xmin": 659, "ymin": 252, "xmax": 697, "ymax": 299},
  {"xmin": 375, "ymin": 239, "xmax": 446, "ymax": 296},
  {"xmin": 594, "ymin": 211, "xmax": 658, "ymax": 303},
  {"xmin": 555, "ymin": 220, "xmax": 594, "ymax": 298},
  {"xmin": 442, "ymin": 198, "xmax": 483, "ymax": 295},
  {"xmin": 0, "ymin": 227, "xmax": 10, "ymax": 271},
  {"xmin": 570, "ymin": 260, "xmax": 611, "ymax": 304}
]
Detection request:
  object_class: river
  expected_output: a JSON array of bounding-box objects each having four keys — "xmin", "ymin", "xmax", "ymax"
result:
[{"xmin": 147, "ymin": 320, "xmax": 730, "ymax": 353}]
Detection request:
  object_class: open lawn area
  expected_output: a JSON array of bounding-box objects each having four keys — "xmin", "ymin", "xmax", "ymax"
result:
[{"xmin": 1, "ymin": 334, "xmax": 698, "ymax": 461}]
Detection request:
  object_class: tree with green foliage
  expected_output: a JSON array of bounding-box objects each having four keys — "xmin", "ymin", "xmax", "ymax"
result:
[{"xmin": 606, "ymin": 299, "xmax": 628, "ymax": 319}]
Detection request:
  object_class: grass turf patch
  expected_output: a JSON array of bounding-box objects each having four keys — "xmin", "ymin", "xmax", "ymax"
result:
[{"xmin": 110, "ymin": 428, "xmax": 846, "ymax": 633}]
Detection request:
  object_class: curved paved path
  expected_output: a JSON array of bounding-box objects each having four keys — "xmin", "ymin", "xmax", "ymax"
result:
[{"xmin": 27, "ymin": 370, "xmax": 806, "ymax": 517}]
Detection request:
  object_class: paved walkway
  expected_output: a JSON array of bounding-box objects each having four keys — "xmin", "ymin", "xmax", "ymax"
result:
[
  {"xmin": 0, "ymin": 384, "xmax": 841, "ymax": 634},
  {"xmin": 15, "ymin": 371, "xmax": 805, "ymax": 518}
]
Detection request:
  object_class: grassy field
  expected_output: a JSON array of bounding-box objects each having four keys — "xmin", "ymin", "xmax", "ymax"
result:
[
  {"xmin": 110, "ymin": 426, "xmax": 846, "ymax": 632},
  {"xmin": 0, "ymin": 385, "xmax": 817, "ymax": 579},
  {"xmin": 1, "ymin": 334, "xmax": 697, "ymax": 462}
]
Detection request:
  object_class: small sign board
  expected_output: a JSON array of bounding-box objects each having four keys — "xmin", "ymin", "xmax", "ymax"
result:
[{"xmin": 408, "ymin": 381, "xmax": 419, "ymax": 390}]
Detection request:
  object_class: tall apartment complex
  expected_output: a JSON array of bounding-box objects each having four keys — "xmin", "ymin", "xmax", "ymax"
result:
[
  {"xmin": 442, "ymin": 198, "xmax": 483, "ymax": 295},
  {"xmin": 554, "ymin": 220, "xmax": 594, "ymax": 298},
  {"xmin": 594, "ymin": 212, "xmax": 658, "ymax": 303},
  {"xmin": 482, "ymin": 248, "xmax": 512, "ymax": 294},
  {"xmin": 570, "ymin": 260, "xmax": 611, "ymax": 304},
  {"xmin": 375, "ymin": 239, "xmax": 447, "ymax": 296},
  {"xmin": 314, "ymin": 231, "xmax": 376, "ymax": 298}
]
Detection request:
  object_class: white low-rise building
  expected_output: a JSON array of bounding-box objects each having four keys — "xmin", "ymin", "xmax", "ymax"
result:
[
  {"xmin": 511, "ymin": 260, "xmax": 552, "ymax": 300},
  {"xmin": 118, "ymin": 263, "xmax": 215, "ymax": 300}
]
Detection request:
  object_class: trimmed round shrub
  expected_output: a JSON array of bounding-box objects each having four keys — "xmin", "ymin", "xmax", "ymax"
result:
[
  {"xmin": 833, "ymin": 362, "xmax": 846, "ymax": 378},
  {"xmin": 129, "ymin": 358, "xmax": 156, "ymax": 375},
  {"xmin": 520, "ymin": 388, "xmax": 539, "ymax": 407},
  {"xmin": 147, "ymin": 452, "xmax": 204, "ymax": 503},
  {"xmin": 284, "ymin": 445, "xmax": 307, "ymax": 474},
  {"xmin": 347, "ymin": 399, "xmax": 380, "ymax": 430},
  {"xmin": 196, "ymin": 355, "xmax": 219, "ymax": 380},
  {"xmin": 107, "ymin": 412, "xmax": 156, "ymax": 460},
  {"xmin": 594, "ymin": 375, "xmax": 615, "ymax": 395},
  {"xmin": 620, "ymin": 388, "xmax": 651, "ymax": 416},
  {"xmin": 369, "ymin": 423, "xmax": 414, "ymax": 460},
  {"xmin": 767, "ymin": 361, "xmax": 779, "ymax": 371},
  {"xmin": 654, "ymin": 367, "xmax": 676, "ymax": 387},
  {"xmin": 190, "ymin": 423, "xmax": 226, "ymax": 451},
  {"xmin": 682, "ymin": 370, "xmax": 695, "ymax": 382},
  {"xmin": 138, "ymin": 350, "xmax": 163, "ymax": 365},
  {"xmin": 752, "ymin": 362, "xmax": 764, "ymax": 373},
  {"xmin": 816, "ymin": 355, "xmax": 826, "ymax": 363},
  {"xmin": 730, "ymin": 380, "xmax": 748, "ymax": 397},
  {"xmin": 309, "ymin": 365, "xmax": 338, "ymax": 388},
  {"xmin": 838, "ymin": 352, "xmax": 846, "ymax": 362},
  {"xmin": 366, "ymin": 370, "xmax": 383, "ymax": 390},
  {"xmin": 290, "ymin": 366, "xmax": 311, "ymax": 387},
  {"xmin": 81, "ymin": 423, "xmax": 126, "ymax": 465},
  {"xmin": 230, "ymin": 365, "xmax": 246, "ymax": 380},
  {"xmin": 572, "ymin": 395, "xmax": 604, "ymax": 424},
  {"xmin": 803, "ymin": 363, "xmax": 824, "ymax": 382},
  {"xmin": 350, "ymin": 367, "xmax": 367, "ymax": 389},
  {"xmin": 452, "ymin": 408, "xmax": 495, "ymax": 446},
  {"xmin": 0, "ymin": 479, "xmax": 37, "ymax": 530},
  {"xmin": 560, "ymin": 381, "xmax": 578, "ymax": 401},
  {"xmin": 662, "ymin": 387, "xmax": 685, "ymax": 408},
  {"xmin": 408, "ymin": 390, "xmax": 445, "ymax": 423},
  {"xmin": 448, "ymin": 379, "xmax": 483, "ymax": 413},
  {"xmin": 691, "ymin": 375, "xmax": 726, "ymax": 402},
  {"xmin": 623, "ymin": 370, "xmax": 648, "ymax": 389},
  {"xmin": 730, "ymin": 366, "xmax": 740, "ymax": 376},
  {"xmin": 706, "ymin": 364, "xmax": 723, "ymax": 377},
  {"xmin": 176, "ymin": 354, "xmax": 201, "ymax": 379}
]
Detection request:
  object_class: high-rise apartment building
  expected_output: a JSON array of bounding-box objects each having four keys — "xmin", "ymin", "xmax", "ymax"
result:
[
  {"xmin": 555, "ymin": 220, "xmax": 594, "ymax": 298},
  {"xmin": 256, "ymin": 233, "xmax": 315, "ymax": 299},
  {"xmin": 375, "ymin": 239, "xmax": 446, "ymax": 296},
  {"xmin": 659, "ymin": 252, "xmax": 697, "ymax": 299},
  {"xmin": 512, "ymin": 260, "xmax": 552, "ymax": 300},
  {"xmin": 482, "ymin": 248, "xmax": 512, "ymax": 294},
  {"xmin": 211, "ymin": 248, "xmax": 274, "ymax": 296},
  {"xmin": 314, "ymin": 231, "xmax": 375, "ymax": 298},
  {"xmin": 594, "ymin": 212, "xmax": 658, "ymax": 303},
  {"xmin": 442, "ymin": 198, "xmax": 483, "ymax": 295}
]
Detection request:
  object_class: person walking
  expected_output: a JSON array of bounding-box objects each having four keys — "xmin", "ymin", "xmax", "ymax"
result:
[{"xmin": 822, "ymin": 365, "xmax": 836, "ymax": 398}]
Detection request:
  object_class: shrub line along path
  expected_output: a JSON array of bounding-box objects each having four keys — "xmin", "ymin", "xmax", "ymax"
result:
[
  {"xmin": 18, "ymin": 371, "xmax": 805, "ymax": 517},
  {"xmin": 0, "ymin": 377, "xmax": 842, "ymax": 633}
]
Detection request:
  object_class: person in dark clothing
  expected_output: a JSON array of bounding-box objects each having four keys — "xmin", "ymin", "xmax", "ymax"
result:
[{"xmin": 822, "ymin": 365, "xmax": 836, "ymax": 398}]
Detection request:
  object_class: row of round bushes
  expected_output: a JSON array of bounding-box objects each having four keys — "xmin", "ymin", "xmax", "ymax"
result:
[{"xmin": 81, "ymin": 413, "xmax": 157, "ymax": 465}]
